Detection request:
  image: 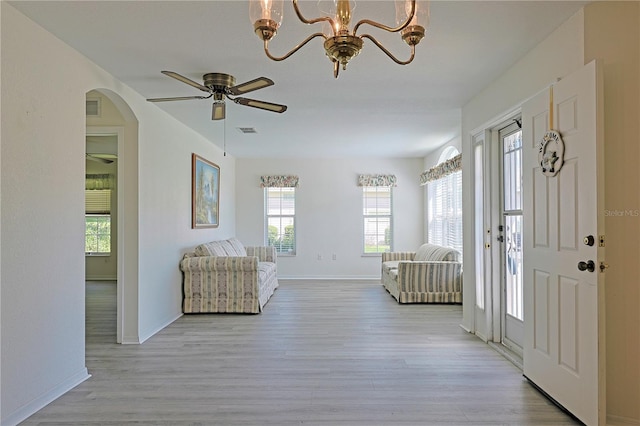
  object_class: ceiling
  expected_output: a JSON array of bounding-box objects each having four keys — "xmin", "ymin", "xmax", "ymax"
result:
[{"xmin": 10, "ymin": 1, "xmax": 589, "ymax": 158}]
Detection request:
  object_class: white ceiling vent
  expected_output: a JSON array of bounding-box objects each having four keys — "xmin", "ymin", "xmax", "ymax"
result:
[
  {"xmin": 86, "ymin": 98, "xmax": 101, "ymax": 117},
  {"xmin": 237, "ymin": 127, "xmax": 257, "ymax": 134}
]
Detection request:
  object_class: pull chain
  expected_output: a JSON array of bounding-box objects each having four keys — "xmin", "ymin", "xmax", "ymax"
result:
[{"xmin": 223, "ymin": 117, "xmax": 227, "ymax": 157}]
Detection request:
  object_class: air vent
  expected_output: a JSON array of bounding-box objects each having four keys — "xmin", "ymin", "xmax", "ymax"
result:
[
  {"xmin": 237, "ymin": 127, "xmax": 257, "ymax": 134},
  {"xmin": 86, "ymin": 98, "xmax": 101, "ymax": 117}
]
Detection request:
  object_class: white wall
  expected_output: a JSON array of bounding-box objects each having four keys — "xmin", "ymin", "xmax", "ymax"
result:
[
  {"xmin": 583, "ymin": 3, "xmax": 640, "ymax": 423},
  {"xmin": 0, "ymin": 4, "xmax": 235, "ymax": 423},
  {"xmin": 1, "ymin": 5, "xmax": 89, "ymax": 423},
  {"xmin": 236, "ymin": 158, "xmax": 424, "ymax": 279}
]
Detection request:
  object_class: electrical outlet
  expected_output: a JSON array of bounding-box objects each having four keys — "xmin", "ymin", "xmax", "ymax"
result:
[
  {"xmin": 332, "ymin": 254, "xmax": 337, "ymax": 260},
  {"xmin": 317, "ymin": 254, "xmax": 322, "ymax": 261}
]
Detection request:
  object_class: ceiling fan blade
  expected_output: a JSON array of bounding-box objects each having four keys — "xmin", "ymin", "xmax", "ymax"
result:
[
  {"xmin": 86, "ymin": 154, "xmax": 114, "ymax": 164},
  {"xmin": 227, "ymin": 77, "xmax": 274, "ymax": 96},
  {"xmin": 146, "ymin": 95, "xmax": 211, "ymax": 102},
  {"xmin": 234, "ymin": 97, "xmax": 287, "ymax": 114},
  {"xmin": 212, "ymin": 102, "xmax": 226, "ymax": 120},
  {"xmin": 161, "ymin": 71, "xmax": 210, "ymax": 92}
]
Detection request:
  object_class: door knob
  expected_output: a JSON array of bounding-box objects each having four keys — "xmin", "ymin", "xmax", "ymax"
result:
[{"xmin": 577, "ymin": 260, "xmax": 595, "ymax": 272}]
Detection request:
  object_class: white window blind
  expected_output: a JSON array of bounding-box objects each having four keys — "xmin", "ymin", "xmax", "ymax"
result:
[
  {"xmin": 85, "ymin": 175, "xmax": 112, "ymax": 255},
  {"xmin": 85, "ymin": 190, "xmax": 111, "ymax": 214},
  {"xmin": 362, "ymin": 186, "xmax": 393, "ymax": 253},
  {"xmin": 426, "ymin": 148, "xmax": 463, "ymax": 255}
]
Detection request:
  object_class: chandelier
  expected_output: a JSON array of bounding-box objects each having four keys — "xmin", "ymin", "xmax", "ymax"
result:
[{"xmin": 250, "ymin": 0, "xmax": 428, "ymax": 78}]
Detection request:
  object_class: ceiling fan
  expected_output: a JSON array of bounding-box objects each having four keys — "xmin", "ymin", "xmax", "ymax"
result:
[{"xmin": 146, "ymin": 71, "xmax": 287, "ymax": 120}]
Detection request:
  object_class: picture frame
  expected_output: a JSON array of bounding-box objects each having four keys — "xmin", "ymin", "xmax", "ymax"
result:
[{"xmin": 192, "ymin": 153, "xmax": 220, "ymax": 228}]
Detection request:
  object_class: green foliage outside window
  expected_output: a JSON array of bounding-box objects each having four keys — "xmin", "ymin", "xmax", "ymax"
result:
[
  {"xmin": 268, "ymin": 224, "xmax": 295, "ymax": 253},
  {"xmin": 364, "ymin": 228, "xmax": 391, "ymax": 253},
  {"xmin": 86, "ymin": 215, "xmax": 111, "ymax": 254}
]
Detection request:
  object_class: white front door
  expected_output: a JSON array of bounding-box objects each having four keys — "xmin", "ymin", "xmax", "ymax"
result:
[{"xmin": 522, "ymin": 60, "xmax": 605, "ymax": 425}]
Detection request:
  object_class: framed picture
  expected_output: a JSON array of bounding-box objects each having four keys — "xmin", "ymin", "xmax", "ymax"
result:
[{"xmin": 192, "ymin": 154, "xmax": 220, "ymax": 228}]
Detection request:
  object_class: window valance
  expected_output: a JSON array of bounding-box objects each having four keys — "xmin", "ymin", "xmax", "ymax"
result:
[
  {"xmin": 260, "ymin": 175, "xmax": 299, "ymax": 188},
  {"xmin": 85, "ymin": 174, "xmax": 114, "ymax": 190},
  {"xmin": 357, "ymin": 174, "xmax": 397, "ymax": 187},
  {"xmin": 420, "ymin": 153, "xmax": 462, "ymax": 185}
]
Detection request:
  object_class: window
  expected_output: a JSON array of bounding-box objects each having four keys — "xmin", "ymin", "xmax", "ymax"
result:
[
  {"xmin": 502, "ymin": 125, "xmax": 523, "ymax": 321},
  {"xmin": 427, "ymin": 147, "xmax": 463, "ymax": 254},
  {"xmin": 265, "ymin": 187, "xmax": 296, "ymax": 255},
  {"xmin": 85, "ymin": 189, "xmax": 111, "ymax": 255},
  {"xmin": 362, "ymin": 186, "xmax": 392, "ymax": 253},
  {"xmin": 474, "ymin": 141, "xmax": 485, "ymax": 309}
]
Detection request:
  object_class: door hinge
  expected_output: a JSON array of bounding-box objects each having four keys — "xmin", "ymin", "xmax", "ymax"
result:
[{"xmin": 599, "ymin": 235, "xmax": 605, "ymax": 247}]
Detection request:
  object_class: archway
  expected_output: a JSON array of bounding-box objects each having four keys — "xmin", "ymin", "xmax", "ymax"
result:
[{"xmin": 86, "ymin": 89, "xmax": 139, "ymax": 344}]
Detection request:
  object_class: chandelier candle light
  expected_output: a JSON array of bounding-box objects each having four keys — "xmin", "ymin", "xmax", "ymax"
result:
[{"xmin": 250, "ymin": 0, "xmax": 428, "ymax": 78}]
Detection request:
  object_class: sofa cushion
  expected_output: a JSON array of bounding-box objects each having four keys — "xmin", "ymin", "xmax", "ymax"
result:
[
  {"xmin": 226, "ymin": 238, "xmax": 247, "ymax": 257},
  {"xmin": 194, "ymin": 238, "xmax": 247, "ymax": 257},
  {"xmin": 217, "ymin": 239, "xmax": 238, "ymax": 256},
  {"xmin": 194, "ymin": 241, "xmax": 226, "ymax": 256},
  {"xmin": 414, "ymin": 244, "xmax": 461, "ymax": 262}
]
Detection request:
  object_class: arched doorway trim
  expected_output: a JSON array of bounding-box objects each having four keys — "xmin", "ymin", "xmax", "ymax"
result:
[{"xmin": 87, "ymin": 88, "xmax": 140, "ymax": 344}]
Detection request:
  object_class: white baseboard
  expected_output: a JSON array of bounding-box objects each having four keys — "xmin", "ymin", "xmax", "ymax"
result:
[
  {"xmin": 278, "ymin": 276, "xmax": 380, "ymax": 281},
  {"xmin": 459, "ymin": 323, "xmax": 473, "ymax": 333},
  {"xmin": 2, "ymin": 368, "xmax": 90, "ymax": 426},
  {"xmin": 121, "ymin": 334, "xmax": 141, "ymax": 345}
]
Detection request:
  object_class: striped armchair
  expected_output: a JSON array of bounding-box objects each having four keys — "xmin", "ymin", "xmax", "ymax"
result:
[
  {"xmin": 179, "ymin": 238, "xmax": 278, "ymax": 314},
  {"xmin": 381, "ymin": 244, "xmax": 462, "ymax": 304}
]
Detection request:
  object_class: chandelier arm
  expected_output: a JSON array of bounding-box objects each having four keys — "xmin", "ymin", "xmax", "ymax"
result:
[
  {"xmin": 262, "ymin": 32, "xmax": 328, "ymax": 61},
  {"xmin": 353, "ymin": 0, "xmax": 415, "ymax": 36},
  {"xmin": 361, "ymin": 34, "xmax": 416, "ymax": 65},
  {"xmin": 292, "ymin": 0, "xmax": 337, "ymax": 31}
]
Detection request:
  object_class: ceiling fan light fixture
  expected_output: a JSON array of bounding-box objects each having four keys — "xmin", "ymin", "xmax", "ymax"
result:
[
  {"xmin": 212, "ymin": 102, "xmax": 226, "ymax": 121},
  {"xmin": 250, "ymin": 0, "xmax": 428, "ymax": 78}
]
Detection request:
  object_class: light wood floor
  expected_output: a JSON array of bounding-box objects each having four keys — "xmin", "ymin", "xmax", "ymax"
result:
[{"xmin": 22, "ymin": 280, "xmax": 579, "ymax": 425}]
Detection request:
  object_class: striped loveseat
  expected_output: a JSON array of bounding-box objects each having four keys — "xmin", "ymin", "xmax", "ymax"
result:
[
  {"xmin": 381, "ymin": 243, "xmax": 462, "ymax": 304},
  {"xmin": 179, "ymin": 238, "xmax": 278, "ymax": 314}
]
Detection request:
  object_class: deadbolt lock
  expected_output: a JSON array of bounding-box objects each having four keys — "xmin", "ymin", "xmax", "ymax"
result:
[{"xmin": 583, "ymin": 235, "xmax": 595, "ymax": 246}]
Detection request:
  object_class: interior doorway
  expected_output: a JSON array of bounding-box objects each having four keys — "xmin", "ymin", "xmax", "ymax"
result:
[
  {"xmin": 86, "ymin": 88, "xmax": 140, "ymax": 344},
  {"xmin": 85, "ymin": 130, "xmax": 120, "ymax": 342}
]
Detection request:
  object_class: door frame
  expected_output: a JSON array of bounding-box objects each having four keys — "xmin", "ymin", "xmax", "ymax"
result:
[
  {"xmin": 471, "ymin": 106, "xmax": 523, "ymax": 351},
  {"xmin": 87, "ymin": 126, "xmax": 124, "ymax": 344}
]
